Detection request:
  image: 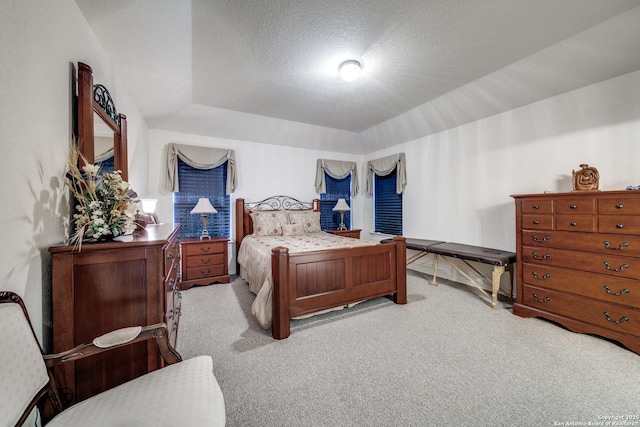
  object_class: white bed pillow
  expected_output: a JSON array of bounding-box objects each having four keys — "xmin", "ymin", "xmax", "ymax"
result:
[
  {"xmin": 250, "ymin": 211, "xmax": 288, "ymax": 236},
  {"xmin": 281, "ymin": 223, "xmax": 305, "ymax": 236},
  {"xmin": 288, "ymin": 210, "xmax": 321, "ymax": 233}
]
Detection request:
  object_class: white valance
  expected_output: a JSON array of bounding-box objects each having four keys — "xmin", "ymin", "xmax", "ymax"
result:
[
  {"xmin": 164, "ymin": 143, "xmax": 237, "ymax": 194},
  {"xmin": 365, "ymin": 153, "xmax": 407, "ymax": 196},
  {"xmin": 315, "ymin": 159, "xmax": 359, "ymax": 195}
]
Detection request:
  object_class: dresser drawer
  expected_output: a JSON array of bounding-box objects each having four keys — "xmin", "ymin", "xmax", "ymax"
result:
[
  {"xmin": 522, "ymin": 263, "xmax": 640, "ymax": 308},
  {"xmin": 521, "ymin": 199, "xmax": 553, "ymax": 214},
  {"xmin": 555, "ymin": 198, "xmax": 595, "ymax": 214},
  {"xmin": 598, "ymin": 197, "xmax": 640, "ymax": 215},
  {"xmin": 556, "ymin": 214, "xmax": 596, "ymax": 232},
  {"xmin": 164, "ymin": 240, "xmax": 180, "ymax": 275},
  {"xmin": 185, "ymin": 265, "xmax": 226, "ymax": 280},
  {"xmin": 599, "ymin": 215, "xmax": 640, "ymax": 235},
  {"xmin": 185, "ymin": 253, "xmax": 225, "ymax": 268},
  {"xmin": 522, "ymin": 230, "xmax": 640, "ymax": 257},
  {"xmin": 522, "ymin": 214, "xmax": 554, "ymax": 230},
  {"xmin": 522, "ymin": 246, "xmax": 640, "ymax": 280},
  {"xmin": 522, "ymin": 284, "xmax": 640, "ymax": 337}
]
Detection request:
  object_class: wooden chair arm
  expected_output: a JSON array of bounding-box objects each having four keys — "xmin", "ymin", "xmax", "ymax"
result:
[{"xmin": 43, "ymin": 323, "xmax": 182, "ymax": 368}]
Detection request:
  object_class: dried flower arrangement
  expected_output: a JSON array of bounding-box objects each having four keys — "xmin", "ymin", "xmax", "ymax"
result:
[{"xmin": 66, "ymin": 144, "xmax": 139, "ymax": 248}]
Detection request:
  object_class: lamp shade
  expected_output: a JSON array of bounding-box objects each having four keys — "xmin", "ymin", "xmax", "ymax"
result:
[
  {"xmin": 332, "ymin": 198, "xmax": 351, "ymax": 212},
  {"xmin": 140, "ymin": 199, "xmax": 158, "ymax": 214},
  {"xmin": 190, "ymin": 198, "xmax": 217, "ymax": 214}
]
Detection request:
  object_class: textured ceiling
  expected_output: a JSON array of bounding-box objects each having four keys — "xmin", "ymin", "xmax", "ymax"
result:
[{"xmin": 75, "ymin": 0, "xmax": 640, "ymax": 152}]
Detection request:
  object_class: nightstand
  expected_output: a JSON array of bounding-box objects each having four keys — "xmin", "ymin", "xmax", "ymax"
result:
[
  {"xmin": 326, "ymin": 229, "xmax": 361, "ymax": 239},
  {"xmin": 180, "ymin": 237, "xmax": 230, "ymax": 290}
]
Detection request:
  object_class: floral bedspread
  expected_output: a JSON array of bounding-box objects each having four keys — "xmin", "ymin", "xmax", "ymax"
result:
[{"xmin": 237, "ymin": 232, "xmax": 377, "ymax": 329}]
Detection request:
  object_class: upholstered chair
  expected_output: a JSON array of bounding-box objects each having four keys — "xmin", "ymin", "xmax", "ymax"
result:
[{"xmin": 0, "ymin": 291, "xmax": 225, "ymax": 426}]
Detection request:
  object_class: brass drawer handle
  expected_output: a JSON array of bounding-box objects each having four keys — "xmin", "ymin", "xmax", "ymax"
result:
[
  {"xmin": 532, "ymin": 205, "xmax": 539, "ymax": 209},
  {"xmin": 570, "ymin": 222, "xmax": 577, "ymax": 227},
  {"xmin": 532, "ymin": 252, "xmax": 550, "ymax": 260},
  {"xmin": 616, "ymin": 204, "xmax": 624, "ymax": 209},
  {"xmin": 603, "ymin": 262, "xmax": 628, "ymax": 272},
  {"xmin": 569, "ymin": 205, "xmax": 577, "ymax": 209},
  {"xmin": 533, "ymin": 220, "xmax": 540, "ymax": 225},
  {"xmin": 532, "ymin": 271, "xmax": 550, "ymax": 280},
  {"xmin": 200, "ymin": 246, "xmax": 212, "ymax": 253},
  {"xmin": 616, "ymin": 224, "xmax": 624, "ymax": 229},
  {"xmin": 603, "ymin": 241, "xmax": 629, "ymax": 250},
  {"xmin": 603, "ymin": 285, "xmax": 629, "ymax": 296},
  {"xmin": 200, "ymin": 258, "xmax": 212, "ymax": 264},
  {"xmin": 603, "ymin": 312, "xmax": 629, "ymax": 324},
  {"xmin": 531, "ymin": 235, "xmax": 550, "ymax": 243},
  {"xmin": 532, "ymin": 294, "xmax": 550, "ymax": 303}
]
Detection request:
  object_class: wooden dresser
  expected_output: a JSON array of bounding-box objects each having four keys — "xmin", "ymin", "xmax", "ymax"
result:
[
  {"xmin": 512, "ymin": 191, "xmax": 640, "ymax": 355},
  {"xmin": 49, "ymin": 223, "xmax": 182, "ymax": 404}
]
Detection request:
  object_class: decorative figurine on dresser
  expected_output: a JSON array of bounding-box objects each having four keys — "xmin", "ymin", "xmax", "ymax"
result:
[
  {"xmin": 572, "ymin": 163, "xmax": 599, "ymax": 191},
  {"xmin": 512, "ymin": 189, "xmax": 640, "ymax": 356}
]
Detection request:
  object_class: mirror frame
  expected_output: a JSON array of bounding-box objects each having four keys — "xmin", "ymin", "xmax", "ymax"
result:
[{"xmin": 77, "ymin": 62, "xmax": 128, "ymax": 181}]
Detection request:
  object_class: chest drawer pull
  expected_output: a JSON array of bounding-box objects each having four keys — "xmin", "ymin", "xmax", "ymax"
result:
[
  {"xmin": 603, "ymin": 241, "xmax": 629, "ymax": 250},
  {"xmin": 532, "ymin": 294, "xmax": 551, "ymax": 303},
  {"xmin": 616, "ymin": 224, "xmax": 624, "ymax": 229},
  {"xmin": 531, "ymin": 271, "xmax": 550, "ymax": 280},
  {"xmin": 532, "ymin": 235, "xmax": 550, "ymax": 242},
  {"xmin": 200, "ymin": 258, "xmax": 212, "ymax": 264},
  {"xmin": 603, "ymin": 312, "xmax": 629, "ymax": 324},
  {"xmin": 533, "ymin": 220, "xmax": 540, "ymax": 225},
  {"xmin": 616, "ymin": 204, "xmax": 624, "ymax": 209},
  {"xmin": 602, "ymin": 262, "xmax": 628, "ymax": 272},
  {"xmin": 532, "ymin": 252, "xmax": 550, "ymax": 260},
  {"xmin": 533, "ymin": 205, "xmax": 539, "ymax": 209},
  {"xmin": 603, "ymin": 285, "xmax": 630, "ymax": 296},
  {"xmin": 199, "ymin": 246, "xmax": 212, "ymax": 253},
  {"xmin": 570, "ymin": 222, "xmax": 577, "ymax": 227}
]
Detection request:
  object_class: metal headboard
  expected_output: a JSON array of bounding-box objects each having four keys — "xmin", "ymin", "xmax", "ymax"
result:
[{"xmin": 244, "ymin": 195, "xmax": 314, "ymax": 211}]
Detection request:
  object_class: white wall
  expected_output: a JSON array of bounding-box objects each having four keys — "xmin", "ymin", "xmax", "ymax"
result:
[
  {"xmin": 363, "ymin": 70, "xmax": 640, "ymax": 252},
  {"xmin": 0, "ymin": 0, "xmax": 149, "ymax": 348}
]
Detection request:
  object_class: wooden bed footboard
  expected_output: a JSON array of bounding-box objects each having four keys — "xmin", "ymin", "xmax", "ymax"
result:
[{"xmin": 271, "ymin": 235, "xmax": 407, "ymax": 339}]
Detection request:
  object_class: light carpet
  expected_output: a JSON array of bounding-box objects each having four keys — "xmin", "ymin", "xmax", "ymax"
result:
[{"xmin": 177, "ymin": 272, "xmax": 640, "ymax": 427}]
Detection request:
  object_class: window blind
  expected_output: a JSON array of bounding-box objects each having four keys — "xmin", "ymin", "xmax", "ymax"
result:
[
  {"xmin": 320, "ymin": 173, "xmax": 351, "ymax": 230},
  {"xmin": 173, "ymin": 159, "xmax": 230, "ymax": 238},
  {"xmin": 374, "ymin": 169, "xmax": 402, "ymax": 235}
]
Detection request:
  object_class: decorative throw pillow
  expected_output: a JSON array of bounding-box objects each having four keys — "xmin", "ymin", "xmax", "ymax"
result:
[
  {"xmin": 288, "ymin": 210, "xmax": 321, "ymax": 233},
  {"xmin": 281, "ymin": 223, "xmax": 305, "ymax": 236},
  {"xmin": 250, "ymin": 211, "xmax": 288, "ymax": 236}
]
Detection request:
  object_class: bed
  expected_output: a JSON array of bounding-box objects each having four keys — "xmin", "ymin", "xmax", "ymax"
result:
[{"xmin": 235, "ymin": 196, "xmax": 407, "ymax": 339}]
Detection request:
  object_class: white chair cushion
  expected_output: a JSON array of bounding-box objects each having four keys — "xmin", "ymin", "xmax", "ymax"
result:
[
  {"xmin": 0, "ymin": 304, "xmax": 49, "ymax": 427},
  {"xmin": 47, "ymin": 355, "xmax": 225, "ymax": 427}
]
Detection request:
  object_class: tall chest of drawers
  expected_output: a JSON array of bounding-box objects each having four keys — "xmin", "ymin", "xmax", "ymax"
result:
[
  {"xmin": 49, "ymin": 223, "xmax": 182, "ymax": 404},
  {"xmin": 512, "ymin": 191, "xmax": 640, "ymax": 355}
]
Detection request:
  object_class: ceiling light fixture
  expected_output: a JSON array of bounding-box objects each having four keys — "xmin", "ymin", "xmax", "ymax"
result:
[{"xmin": 339, "ymin": 60, "xmax": 362, "ymax": 82}]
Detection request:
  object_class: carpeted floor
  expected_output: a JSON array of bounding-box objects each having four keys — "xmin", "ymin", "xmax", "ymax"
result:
[{"xmin": 177, "ymin": 272, "xmax": 640, "ymax": 427}]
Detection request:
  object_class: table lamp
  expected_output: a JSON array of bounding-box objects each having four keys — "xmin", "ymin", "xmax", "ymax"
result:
[
  {"xmin": 332, "ymin": 198, "xmax": 351, "ymax": 230},
  {"xmin": 190, "ymin": 198, "xmax": 217, "ymax": 240},
  {"xmin": 140, "ymin": 199, "xmax": 159, "ymax": 224}
]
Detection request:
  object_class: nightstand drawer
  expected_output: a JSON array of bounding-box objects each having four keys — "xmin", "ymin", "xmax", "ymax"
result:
[
  {"xmin": 184, "ymin": 241, "xmax": 225, "ymax": 256},
  {"xmin": 185, "ymin": 253, "xmax": 225, "ymax": 268},
  {"xmin": 185, "ymin": 265, "xmax": 226, "ymax": 280}
]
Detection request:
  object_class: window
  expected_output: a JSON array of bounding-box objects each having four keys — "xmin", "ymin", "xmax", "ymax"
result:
[
  {"xmin": 320, "ymin": 173, "xmax": 351, "ymax": 230},
  {"xmin": 173, "ymin": 159, "xmax": 230, "ymax": 239},
  {"xmin": 374, "ymin": 169, "xmax": 402, "ymax": 235}
]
